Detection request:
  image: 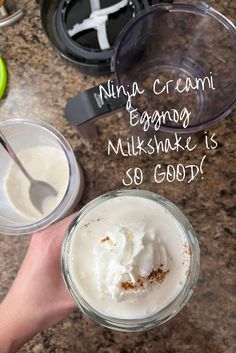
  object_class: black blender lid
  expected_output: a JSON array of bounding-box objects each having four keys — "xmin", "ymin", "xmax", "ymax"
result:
[{"xmin": 40, "ymin": 0, "xmax": 172, "ymax": 76}]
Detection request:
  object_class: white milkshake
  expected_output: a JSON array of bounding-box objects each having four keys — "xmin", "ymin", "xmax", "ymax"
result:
[
  {"xmin": 5, "ymin": 145, "xmax": 70, "ymax": 221},
  {"xmin": 0, "ymin": 119, "xmax": 84, "ymax": 236},
  {"xmin": 66, "ymin": 192, "xmax": 194, "ymax": 321}
]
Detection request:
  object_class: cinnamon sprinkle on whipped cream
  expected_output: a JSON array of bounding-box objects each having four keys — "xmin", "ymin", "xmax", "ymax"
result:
[
  {"xmin": 121, "ymin": 267, "xmax": 170, "ymax": 291},
  {"xmin": 93, "ymin": 225, "xmax": 170, "ymax": 302}
]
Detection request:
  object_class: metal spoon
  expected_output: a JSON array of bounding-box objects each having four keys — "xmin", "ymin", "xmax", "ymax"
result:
[{"xmin": 0, "ymin": 130, "xmax": 58, "ymax": 214}]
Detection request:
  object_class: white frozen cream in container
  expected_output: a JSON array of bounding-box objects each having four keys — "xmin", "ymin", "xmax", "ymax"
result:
[
  {"xmin": 67, "ymin": 192, "xmax": 192, "ymax": 320},
  {"xmin": 0, "ymin": 119, "xmax": 84, "ymax": 236},
  {"xmin": 5, "ymin": 145, "xmax": 69, "ymax": 221}
]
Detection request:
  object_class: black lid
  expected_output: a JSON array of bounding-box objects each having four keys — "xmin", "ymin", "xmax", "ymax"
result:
[{"xmin": 40, "ymin": 0, "xmax": 172, "ymax": 76}]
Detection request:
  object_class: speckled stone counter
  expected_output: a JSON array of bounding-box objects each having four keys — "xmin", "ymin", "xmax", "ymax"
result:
[{"xmin": 0, "ymin": 0, "xmax": 235, "ymax": 352}]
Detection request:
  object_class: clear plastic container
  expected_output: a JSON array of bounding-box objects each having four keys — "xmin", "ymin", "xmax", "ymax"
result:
[
  {"xmin": 114, "ymin": 2, "xmax": 236, "ymax": 134},
  {"xmin": 66, "ymin": 2, "xmax": 236, "ymax": 139},
  {"xmin": 0, "ymin": 119, "xmax": 84, "ymax": 236},
  {"xmin": 62, "ymin": 189, "xmax": 200, "ymax": 332}
]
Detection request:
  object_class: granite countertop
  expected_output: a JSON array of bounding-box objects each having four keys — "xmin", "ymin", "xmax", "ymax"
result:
[{"xmin": 0, "ymin": 0, "xmax": 235, "ymax": 352}]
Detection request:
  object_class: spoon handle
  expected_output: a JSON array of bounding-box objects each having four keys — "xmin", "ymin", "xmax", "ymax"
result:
[{"xmin": 0, "ymin": 130, "xmax": 34, "ymax": 183}]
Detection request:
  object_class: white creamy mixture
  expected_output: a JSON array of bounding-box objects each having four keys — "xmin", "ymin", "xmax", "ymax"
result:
[
  {"xmin": 69, "ymin": 195, "xmax": 191, "ymax": 319},
  {"xmin": 5, "ymin": 146, "xmax": 69, "ymax": 221}
]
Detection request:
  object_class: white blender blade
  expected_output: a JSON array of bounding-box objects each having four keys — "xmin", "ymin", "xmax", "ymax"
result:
[{"xmin": 68, "ymin": 0, "xmax": 128, "ymax": 50}]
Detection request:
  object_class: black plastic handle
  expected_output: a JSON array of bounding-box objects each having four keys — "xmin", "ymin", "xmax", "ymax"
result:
[{"xmin": 65, "ymin": 80, "xmax": 126, "ymax": 127}]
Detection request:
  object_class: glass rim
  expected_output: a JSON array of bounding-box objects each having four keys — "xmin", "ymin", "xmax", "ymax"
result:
[
  {"xmin": 61, "ymin": 189, "xmax": 200, "ymax": 331},
  {"xmin": 0, "ymin": 118, "xmax": 79, "ymax": 236},
  {"xmin": 112, "ymin": 3, "xmax": 236, "ymax": 132}
]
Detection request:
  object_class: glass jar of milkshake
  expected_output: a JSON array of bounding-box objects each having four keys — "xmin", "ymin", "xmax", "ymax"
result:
[{"xmin": 62, "ymin": 189, "xmax": 200, "ymax": 332}]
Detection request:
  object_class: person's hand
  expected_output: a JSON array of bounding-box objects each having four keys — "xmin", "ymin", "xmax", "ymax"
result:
[{"xmin": 0, "ymin": 215, "xmax": 76, "ymax": 353}]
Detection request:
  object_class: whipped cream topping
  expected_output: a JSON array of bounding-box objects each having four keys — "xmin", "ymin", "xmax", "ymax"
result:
[
  {"xmin": 93, "ymin": 225, "xmax": 170, "ymax": 302},
  {"xmin": 69, "ymin": 195, "xmax": 191, "ymax": 319}
]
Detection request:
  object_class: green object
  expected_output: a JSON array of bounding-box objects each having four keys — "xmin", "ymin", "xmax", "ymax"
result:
[{"xmin": 0, "ymin": 57, "xmax": 7, "ymax": 99}]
